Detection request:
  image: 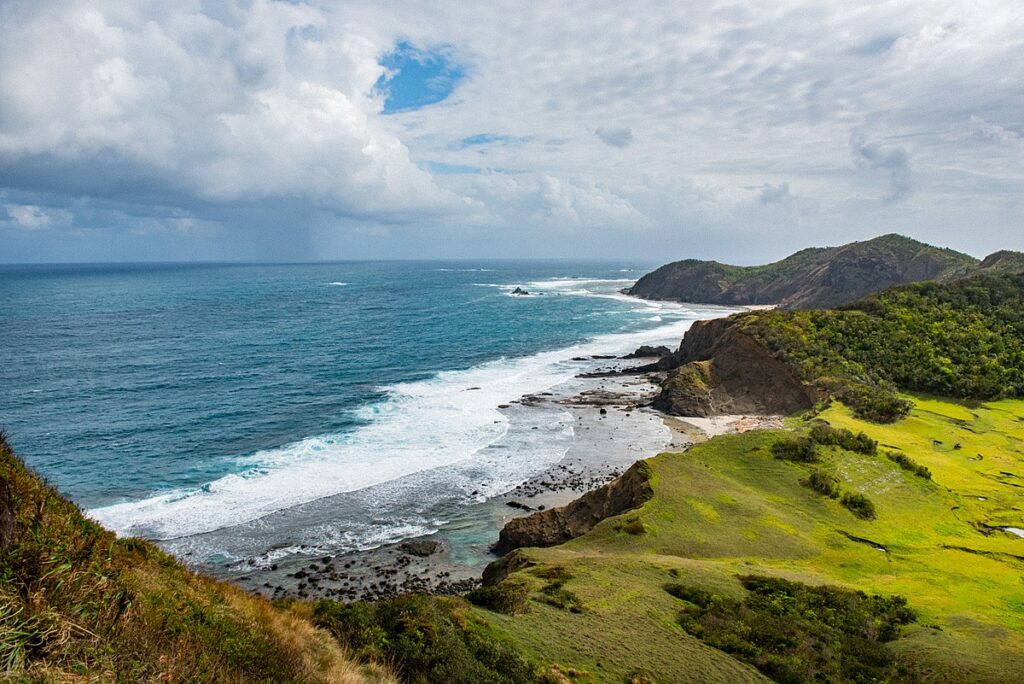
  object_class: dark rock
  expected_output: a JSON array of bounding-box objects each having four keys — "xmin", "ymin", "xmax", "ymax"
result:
[
  {"xmin": 399, "ymin": 539, "xmax": 440, "ymax": 557},
  {"xmin": 622, "ymin": 345, "xmax": 672, "ymax": 359},
  {"xmin": 510, "ymin": 287, "xmax": 530, "ymax": 296},
  {"xmin": 493, "ymin": 460, "xmax": 654, "ymax": 555}
]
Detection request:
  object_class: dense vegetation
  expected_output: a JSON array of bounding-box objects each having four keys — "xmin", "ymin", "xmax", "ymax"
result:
[
  {"xmin": 0, "ymin": 433, "xmax": 389, "ymax": 683},
  {"xmin": 734, "ymin": 273, "xmax": 1024, "ymax": 421},
  {"xmin": 313, "ymin": 596, "xmax": 555, "ymax": 684},
  {"xmin": 669, "ymin": 575, "xmax": 916, "ymax": 683}
]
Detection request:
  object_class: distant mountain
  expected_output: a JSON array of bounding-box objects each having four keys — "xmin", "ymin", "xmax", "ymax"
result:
[
  {"xmin": 625, "ymin": 234, "xmax": 1020, "ymax": 310},
  {"xmin": 977, "ymin": 249, "xmax": 1024, "ymax": 275}
]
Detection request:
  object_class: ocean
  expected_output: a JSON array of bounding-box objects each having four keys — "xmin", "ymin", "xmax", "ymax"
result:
[{"xmin": 0, "ymin": 260, "xmax": 732, "ymax": 571}]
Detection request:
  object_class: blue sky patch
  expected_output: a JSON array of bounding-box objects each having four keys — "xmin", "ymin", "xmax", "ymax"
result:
[{"xmin": 376, "ymin": 41, "xmax": 465, "ymax": 114}]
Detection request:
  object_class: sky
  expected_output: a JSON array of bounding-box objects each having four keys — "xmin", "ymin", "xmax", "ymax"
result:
[{"xmin": 1, "ymin": 0, "xmax": 1022, "ymax": 264}]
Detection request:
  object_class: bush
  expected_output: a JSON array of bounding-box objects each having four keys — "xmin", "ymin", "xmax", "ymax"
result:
[
  {"xmin": 886, "ymin": 451, "xmax": 932, "ymax": 479},
  {"xmin": 841, "ymin": 492, "xmax": 878, "ymax": 520},
  {"xmin": 771, "ymin": 437, "xmax": 819, "ymax": 463},
  {"xmin": 619, "ymin": 516, "xmax": 647, "ymax": 535},
  {"xmin": 809, "ymin": 424, "xmax": 878, "ymax": 454},
  {"xmin": 672, "ymin": 575, "xmax": 916, "ymax": 683},
  {"xmin": 466, "ymin": 580, "xmax": 531, "ymax": 615},
  {"xmin": 314, "ymin": 594, "xmax": 537, "ymax": 684},
  {"xmin": 800, "ymin": 469, "xmax": 840, "ymax": 498}
]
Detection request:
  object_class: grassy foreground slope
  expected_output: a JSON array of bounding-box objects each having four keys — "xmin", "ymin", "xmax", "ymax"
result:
[
  {"xmin": 469, "ymin": 396, "xmax": 1024, "ymax": 683},
  {"xmin": 0, "ymin": 433, "xmax": 393, "ymax": 683}
]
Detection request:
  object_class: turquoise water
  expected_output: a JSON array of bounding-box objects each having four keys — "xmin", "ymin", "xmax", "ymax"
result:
[{"xmin": 0, "ymin": 261, "xmax": 722, "ymax": 565}]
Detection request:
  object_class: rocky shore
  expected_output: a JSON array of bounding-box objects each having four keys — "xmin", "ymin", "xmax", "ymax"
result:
[{"xmin": 226, "ymin": 344, "xmax": 783, "ymax": 603}]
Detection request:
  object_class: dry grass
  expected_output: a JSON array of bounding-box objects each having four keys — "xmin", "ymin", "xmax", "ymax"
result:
[{"xmin": 0, "ymin": 432, "xmax": 395, "ymax": 683}]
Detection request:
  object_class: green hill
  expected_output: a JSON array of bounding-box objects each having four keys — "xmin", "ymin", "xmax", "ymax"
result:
[
  {"xmin": 655, "ymin": 272, "xmax": 1024, "ymax": 423},
  {"xmin": 625, "ymin": 234, "xmax": 1012, "ymax": 309},
  {"xmin": 464, "ymin": 396, "xmax": 1024, "ymax": 682}
]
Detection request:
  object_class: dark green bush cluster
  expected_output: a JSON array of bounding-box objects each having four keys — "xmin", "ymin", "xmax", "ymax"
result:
[
  {"xmin": 313, "ymin": 595, "xmax": 537, "ymax": 684},
  {"xmin": 841, "ymin": 492, "xmax": 878, "ymax": 520},
  {"xmin": 466, "ymin": 580, "xmax": 532, "ymax": 615},
  {"xmin": 800, "ymin": 469, "xmax": 840, "ymax": 498},
  {"xmin": 530, "ymin": 567, "xmax": 584, "ymax": 613},
  {"xmin": 809, "ymin": 424, "xmax": 878, "ymax": 454},
  {"xmin": 619, "ymin": 516, "xmax": 647, "ymax": 535},
  {"xmin": 733, "ymin": 273, "xmax": 1024, "ymax": 422},
  {"xmin": 886, "ymin": 451, "xmax": 932, "ymax": 479},
  {"xmin": 771, "ymin": 437, "xmax": 819, "ymax": 463},
  {"xmin": 669, "ymin": 575, "xmax": 916, "ymax": 683}
]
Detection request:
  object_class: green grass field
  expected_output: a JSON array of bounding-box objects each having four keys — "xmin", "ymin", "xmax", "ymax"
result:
[{"xmin": 466, "ymin": 396, "xmax": 1024, "ymax": 683}]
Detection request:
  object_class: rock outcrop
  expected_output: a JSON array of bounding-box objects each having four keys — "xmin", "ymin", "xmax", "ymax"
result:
[
  {"xmin": 625, "ymin": 234, "xmax": 980, "ymax": 310},
  {"xmin": 651, "ymin": 318, "xmax": 815, "ymax": 417},
  {"xmin": 492, "ymin": 460, "xmax": 654, "ymax": 555},
  {"xmin": 622, "ymin": 344, "xmax": 672, "ymax": 359}
]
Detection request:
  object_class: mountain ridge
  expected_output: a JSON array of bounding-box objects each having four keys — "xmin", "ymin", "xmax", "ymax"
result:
[{"xmin": 626, "ymin": 233, "xmax": 1021, "ymax": 309}]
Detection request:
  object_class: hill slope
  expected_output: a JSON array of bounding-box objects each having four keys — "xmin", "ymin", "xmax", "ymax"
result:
[
  {"xmin": 654, "ymin": 272, "xmax": 1024, "ymax": 422},
  {"xmin": 470, "ymin": 396, "xmax": 1024, "ymax": 683},
  {"xmin": 626, "ymin": 234, "xmax": 983, "ymax": 309},
  {"xmin": 0, "ymin": 433, "xmax": 392, "ymax": 683}
]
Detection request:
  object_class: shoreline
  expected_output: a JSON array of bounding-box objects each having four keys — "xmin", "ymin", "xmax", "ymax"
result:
[{"xmin": 225, "ymin": 353, "xmax": 782, "ymax": 602}]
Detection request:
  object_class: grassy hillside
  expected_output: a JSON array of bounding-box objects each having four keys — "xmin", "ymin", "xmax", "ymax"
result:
[
  {"xmin": 462, "ymin": 395, "xmax": 1024, "ymax": 683},
  {"xmin": 627, "ymin": 234, "xmax": 980, "ymax": 309},
  {"xmin": 0, "ymin": 432, "xmax": 393, "ymax": 683}
]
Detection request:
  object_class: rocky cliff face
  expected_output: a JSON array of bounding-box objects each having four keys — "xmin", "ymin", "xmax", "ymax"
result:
[
  {"xmin": 492, "ymin": 461, "xmax": 654, "ymax": 555},
  {"xmin": 626, "ymin": 234, "xmax": 980, "ymax": 310},
  {"xmin": 651, "ymin": 318, "xmax": 816, "ymax": 417}
]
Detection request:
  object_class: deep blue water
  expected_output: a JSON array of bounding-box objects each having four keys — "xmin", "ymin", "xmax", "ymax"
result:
[{"xmin": 0, "ymin": 260, "xmax": 723, "ymax": 562}]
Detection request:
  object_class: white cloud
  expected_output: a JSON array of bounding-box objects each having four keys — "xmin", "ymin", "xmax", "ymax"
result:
[
  {"xmin": 3, "ymin": 204, "xmax": 71, "ymax": 231},
  {"xmin": 0, "ymin": 0, "xmax": 1022, "ymax": 260}
]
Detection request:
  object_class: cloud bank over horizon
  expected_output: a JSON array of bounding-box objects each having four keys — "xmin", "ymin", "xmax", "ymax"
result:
[{"xmin": 1, "ymin": 0, "xmax": 1022, "ymax": 263}]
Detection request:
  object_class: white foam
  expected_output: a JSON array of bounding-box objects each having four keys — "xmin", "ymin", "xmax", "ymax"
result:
[
  {"xmin": 326, "ymin": 282, "xmax": 348, "ymax": 286},
  {"xmin": 526, "ymin": 277, "xmax": 636, "ymax": 289},
  {"xmin": 89, "ymin": 289, "xmax": 734, "ymax": 541}
]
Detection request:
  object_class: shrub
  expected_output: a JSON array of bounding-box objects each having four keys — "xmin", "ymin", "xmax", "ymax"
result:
[
  {"xmin": 771, "ymin": 437, "xmax": 818, "ymax": 463},
  {"xmin": 841, "ymin": 492, "xmax": 878, "ymax": 520},
  {"xmin": 808, "ymin": 424, "xmax": 878, "ymax": 454},
  {"xmin": 886, "ymin": 451, "xmax": 932, "ymax": 479},
  {"xmin": 314, "ymin": 594, "xmax": 537, "ymax": 684},
  {"xmin": 619, "ymin": 516, "xmax": 647, "ymax": 535},
  {"xmin": 800, "ymin": 469, "xmax": 840, "ymax": 498},
  {"xmin": 664, "ymin": 584, "xmax": 718, "ymax": 609},
  {"xmin": 466, "ymin": 580, "xmax": 531, "ymax": 615},
  {"xmin": 673, "ymin": 575, "xmax": 916, "ymax": 683}
]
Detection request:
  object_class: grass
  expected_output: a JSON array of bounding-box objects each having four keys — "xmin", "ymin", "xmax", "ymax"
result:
[
  {"xmin": 0, "ymin": 432, "xmax": 393, "ymax": 683},
  {"xmin": 466, "ymin": 395, "xmax": 1024, "ymax": 683}
]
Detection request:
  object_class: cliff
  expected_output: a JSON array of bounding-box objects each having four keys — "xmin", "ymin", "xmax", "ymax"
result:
[
  {"xmin": 626, "ymin": 234, "xmax": 979, "ymax": 309},
  {"xmin": 651, "ymin": 318, "xmax": 816, "ymax": 417}
]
